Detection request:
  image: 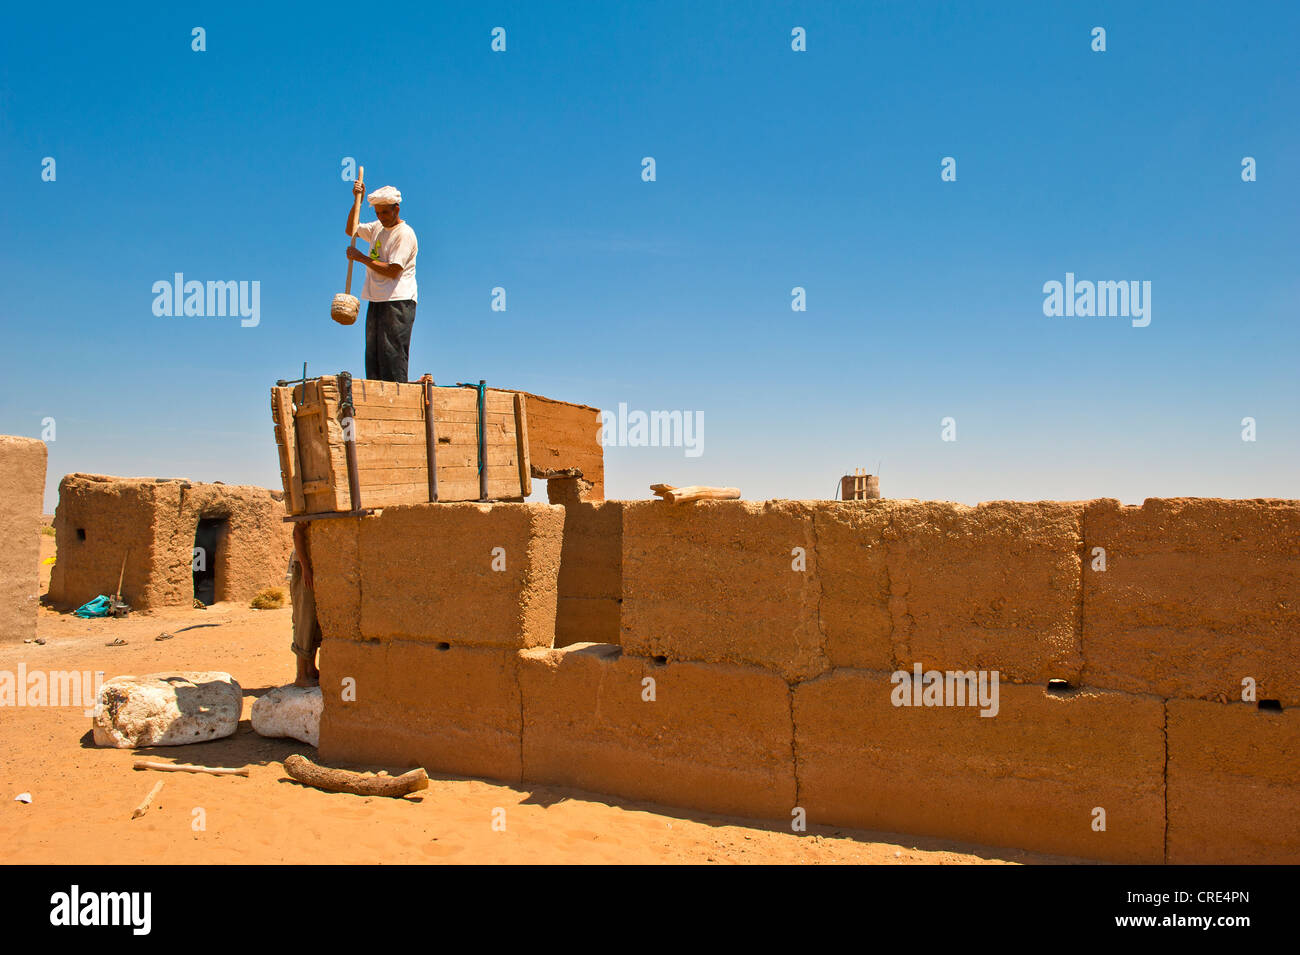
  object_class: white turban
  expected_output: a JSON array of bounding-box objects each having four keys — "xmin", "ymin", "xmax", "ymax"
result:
[{"xmin": 367, "ymin": 185, "xmax": 402, "ymax": 206}]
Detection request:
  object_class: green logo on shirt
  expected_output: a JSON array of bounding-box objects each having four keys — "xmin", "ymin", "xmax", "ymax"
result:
[{"xmin": 369, "ymin": 240, "xmax": 381, "ymax": 260}]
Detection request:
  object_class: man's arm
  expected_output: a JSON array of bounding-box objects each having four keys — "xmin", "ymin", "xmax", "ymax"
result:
[
  {"xmin": 345, "ymin": 178, "xmax": 364, "ymax": 236},
  {"xmin": 346, "ymin": 246, "xmax": 404, "ymax": 279}
]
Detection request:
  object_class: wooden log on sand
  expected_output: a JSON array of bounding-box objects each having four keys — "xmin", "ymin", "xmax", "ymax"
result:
[
  {"xmin": 133, "ymin": 760, "xmax": 250, "ymax": 777},
  {"xmin": 131, "ymin": 780, "xmax": 164, "ymax": 819},
  {"xmin": 283, "ymin": 754, "xmax": 429, "ymax": 798},
  {"xmin": 650, "ymin": 483, "xmax": 741, "ymax": 504}
]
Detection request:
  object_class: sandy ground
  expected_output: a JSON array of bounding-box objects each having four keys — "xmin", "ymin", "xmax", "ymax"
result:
[{"xmin": 0, "ymin": 533, "xmax": 1081, "ymax": 864}]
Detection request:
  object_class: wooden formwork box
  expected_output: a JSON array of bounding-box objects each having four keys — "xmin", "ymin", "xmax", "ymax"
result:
[
  {"xmin": 271, "ymin": 374, "xmax": 531, "ymax": 516},
  {"xmin": 839, "ymin": 471, "xmax": 880, "ymax": 501}
]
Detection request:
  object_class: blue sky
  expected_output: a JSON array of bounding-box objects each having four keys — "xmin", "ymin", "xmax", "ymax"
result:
[{"xmin": 2, "ymin": 1, "xmax": 1296, "ymax": 511}]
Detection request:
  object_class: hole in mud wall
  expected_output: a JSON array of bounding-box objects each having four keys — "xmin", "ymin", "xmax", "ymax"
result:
[
  {"xmin": 1046, "ymin": 679, "xmax": 1075, "ymax": 695},
  {"xmin": 436, "ymin": 642, "xmax": 450, "ymax": 651},
  {"xmin": 1259, "ymin": 699, "xmax": 1282, "ymax": 712},
  {"xmin": 193, "ymin": 517, "xmax": 228, "ymax": 606},
  {"xmin": 652, "ymin": 655, "xmax": 668, "ymax": 666},
  {"xmin": 76, "ymin": 528, "xmax": 86, "ymax": 541}
]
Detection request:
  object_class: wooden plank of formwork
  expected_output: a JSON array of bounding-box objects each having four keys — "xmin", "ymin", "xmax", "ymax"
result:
[
  {"xmin": 349, "ymin": 380, "xmax": 514, "ymax": 414},
  {"xmin": 365, "ymin": 441, "xmax": 513, "ymax": 462},
  {"xmin": 355, "ymin": 466, "xmax": 482, "ymax": 483},
  {"xmin": 434, "ymin": 388, "xmax": 482, "ymax": 411},
  {"xmin": 364, "ymin": 480, "xmax": 484, "ymax": 506},
  {"xmin": 440, "ymin": 446, "xmax": 518, "ymax": 470},
  {"xmin": 487, "ymin": 471, "xmax": 523, "ymax": 498},
  {"xmin": 352, "ymin": 476, "xmax": 525, "ymax": 506},
  {"xmin": 353, "ymin": 383, "xmax": 486, "ymax": 416},
  {"xmin": 356, "ymin": 419, "xmax": 517, "ymax": 447},
  {"xmin": 292, "ymin": 380, "xmax": 329, "ymax": 513},
  {"xmin": 357, "ymin": 453, "xmax": 521, "ymax": 484},
  {"xmin": 484, "ymin": 390, "xmax": 516, "ymax": 413},
  {"xmin": 354, "ymin": 406, "xmax": 516, "ymax": 425},
  {"xmin": 514, "ymin": 393, "xmax": 531, "ymax": 498},
  {"xmin": 316, "ymin": 376, "xmax": 352, "ymax": 507},
  {"xmin": 361, "ymin": 445, "xmax": 488, "ymax": 470},
  {"xmin": 298, "ymin": 380, "xmax": 328, "ymax": 513},
  {"xmin": 356, "ymin": 443, "xmax": 520, "ymax": 470},
  {"xmin": 270, "ymin": 386, "xmax": 305, "ymax": 515},
  {"xmin": 354, "ymin": 447, "xmax": 515, "ymax": 487},
  {"xmin": 352, "ymin": 424, "xmax": 483, "ymax": 447},
  {"xmin": 351, "ymin": 379, "xmax": 427, "ymax": 411},
  {"xmin": 360, "ymin": 466, "xmax": 491, "ymax": 503},
  {"xmin": 295, "ymin": 378, "xmax": 349, "ymax": 514},
  {"xmin": 282, "ymin": 508, "xmax": 375, "ymax": 523},
  {"xmin": 357, "ymin": 460, "xmax": 521, "ymax": 499}
]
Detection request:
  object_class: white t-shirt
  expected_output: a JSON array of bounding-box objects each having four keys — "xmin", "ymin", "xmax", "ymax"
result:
[{"xmin": 351, "ymin": 220, "xmax": 418, "ymax": 302}]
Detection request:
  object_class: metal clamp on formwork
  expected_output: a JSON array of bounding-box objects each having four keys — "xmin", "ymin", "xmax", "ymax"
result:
[
  {"xmin": 420, "ymin": 373, "xmax": 439, "ymax": 502},
  {"xmin": 275, "ymin": 362, "xmax": 310, "ymax": 389},
  {"xmin": 456, "ymin": 379, "xmax": 490, "ymax": 502},
  {"xmin": 336, "ymin": 371, "xmax": 363, "ymax": 513}
]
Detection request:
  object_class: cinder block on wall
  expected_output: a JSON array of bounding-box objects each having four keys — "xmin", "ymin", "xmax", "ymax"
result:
[
  {"xmin": 885, "ymin": 502, "xmax": 1085, "ymax": 684},
  {"xmin": 1167, "ymin": 699, "xmax": 1300, "ymax": 863},
  {"xmin": 318, "ymin": 638, "xmax": 523, "ymax": 783},
  {"xmin": 0, "ymin": 436, "xmax": 47, "ymax": 643},
  {"xmin": 622, "ymin": 500, "xmax": 826, "ymax": 680},
  {"xmin": 1083, "ymin": 498, "xmax": 1300, "ymax": 706},
  {"xmin": 793, "ymin": 670, "xmax": 1165, "ymax": 863},
  {"xmin": 358, "ymin": 502, "xmax": 564, "ymax": 648},
  {"xmin": 519, "ymin": 644, "xmax": 796, "ymax": 819}
]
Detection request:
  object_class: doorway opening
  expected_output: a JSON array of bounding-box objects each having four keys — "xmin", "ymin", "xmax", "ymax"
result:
[{"xmin": 193, "ymin": 518, "xmax": 227, "ymax": 606}]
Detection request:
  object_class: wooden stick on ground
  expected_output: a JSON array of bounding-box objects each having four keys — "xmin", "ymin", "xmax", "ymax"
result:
[
  {"xmin": 650, "ymin": 483, "xmax": 741, "ymax": 504},
  {"xmin": 132, "ymin": 780, "xmax": 164, "ymax": 819},
  {"xmin": 133, "ymin": 760, "xmax": 250, "ymax": 777},
  {"xmin": 283, "ymin": 754, "xmax": 429, "ymax": 798}
]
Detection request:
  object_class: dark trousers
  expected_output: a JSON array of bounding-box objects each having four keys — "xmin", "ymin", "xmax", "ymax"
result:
[
  {"xmin": 289, "ymin": 556, "xmax": 322, "ymax": 663},
  {"xmin": 364, "ymin": 299, "xmax": 416, "ymax": 382}
]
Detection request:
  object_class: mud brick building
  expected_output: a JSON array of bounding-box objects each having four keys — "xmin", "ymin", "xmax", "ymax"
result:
[{"xmin": 48, "ymin": 474, "xmax": 292, "ymax": 611}]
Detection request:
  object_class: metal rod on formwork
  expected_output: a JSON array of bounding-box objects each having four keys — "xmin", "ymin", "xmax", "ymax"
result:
[
  {"xmin": 337, "ymin": 371, "xmax": 362, "ymax": 512},
  {"xmin": 478, "ymin": 379, "xmax": 489, "ymax": 502},
  {"xmin": 421, "ymin": 374, "xmax": 438, "ymax": 502}
]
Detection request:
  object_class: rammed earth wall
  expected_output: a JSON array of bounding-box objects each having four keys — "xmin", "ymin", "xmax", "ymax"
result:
[
  {"xmin": 315, "ymin": 497, "xmax": 1300, "ymax": 863},
  {"xmin": 0, "ymin": 436, "xmax": 47, "ymax": 643}
]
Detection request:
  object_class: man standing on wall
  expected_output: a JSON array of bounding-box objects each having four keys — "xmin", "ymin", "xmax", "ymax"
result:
[{"xmin": 346, "ymin": 178, "xmax": 419, "ymax": 382}]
